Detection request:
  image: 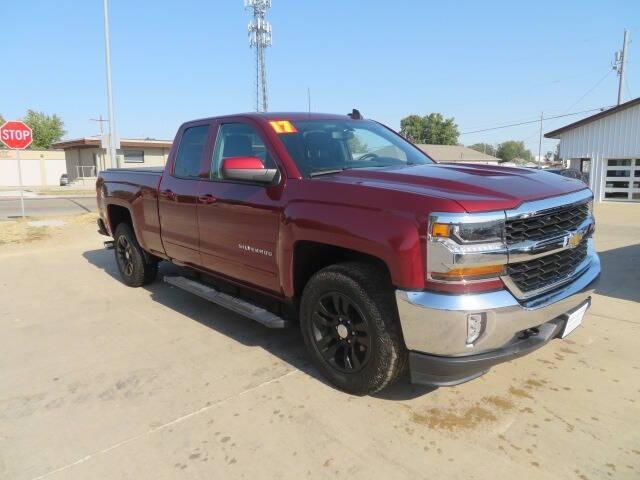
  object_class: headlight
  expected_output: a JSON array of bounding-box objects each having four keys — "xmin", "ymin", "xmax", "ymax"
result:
[
  {"xmin": 431, "ymin": 219, "xmax": 505, "ymax": 244},
  {"xmin": 427, "ymin": 213, "xmax": 507, "ymax": 293}
]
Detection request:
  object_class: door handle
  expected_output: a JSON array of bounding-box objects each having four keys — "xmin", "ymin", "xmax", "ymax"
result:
[
  {"xmin": 199, "ymin": 194, "xmax": 217, "ymax": 204},
  {"xmin": 162, "ymin": 189, "xmax": 176, "ymax": 201}
]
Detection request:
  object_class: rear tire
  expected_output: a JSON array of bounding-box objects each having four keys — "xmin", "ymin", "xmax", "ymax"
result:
[
  {"xmin": 113, "ymin": 223, "xmax": 158, "ymax": 287},
  {"xmin": 300, "ymin": 262, "xmax": 407, "ymax": 395}
]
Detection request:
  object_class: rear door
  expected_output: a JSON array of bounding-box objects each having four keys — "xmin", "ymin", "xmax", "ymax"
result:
[
  {"xmin": 196, "ymin": 120, "xmax": 283, "ymax": 293},
  {"xmin": 158, "ymin": 121, "xmax": 213, "ymax": 266}
]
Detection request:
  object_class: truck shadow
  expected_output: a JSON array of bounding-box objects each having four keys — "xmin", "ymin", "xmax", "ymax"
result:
[
  {"xmin": 82, "ymin": 248, "xmax": 434, "ymax": 400},
  {"xmin": 594, "ymin": 243, "xmax": 640, "ymax": 303}
]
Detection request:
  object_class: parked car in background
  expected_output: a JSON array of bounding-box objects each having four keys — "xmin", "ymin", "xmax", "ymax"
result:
[
  {"xmin": 546, "ymin": 168, "xmax": 589, "ymax": 184},
  {"xmin": 59, "ymin": 173, "xmax": 69, "ymax": 186},
  {"xmin": 96, "ymin": 112, "xmax": 600, "ymax": 395}
]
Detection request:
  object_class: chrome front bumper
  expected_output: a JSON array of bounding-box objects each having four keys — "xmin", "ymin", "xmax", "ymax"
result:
[{"xmin": 396, "ymin": 248, "xmax": 600, "ymax": 358}]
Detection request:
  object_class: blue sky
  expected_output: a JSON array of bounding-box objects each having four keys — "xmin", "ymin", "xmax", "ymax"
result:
[{"xmin": 1, "ymin": 0, "xmax": 638, "ymax": 155}]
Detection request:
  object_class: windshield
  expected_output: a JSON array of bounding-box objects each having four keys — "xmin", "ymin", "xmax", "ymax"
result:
[{"xmin": 276, "ymin": 119, "xmax": 434, "ymax": 177}]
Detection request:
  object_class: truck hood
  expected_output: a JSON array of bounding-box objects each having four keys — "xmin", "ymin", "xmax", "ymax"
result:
[{"xmin": 318, "ymin": 163, "xmax": 589, "ymax": 212}]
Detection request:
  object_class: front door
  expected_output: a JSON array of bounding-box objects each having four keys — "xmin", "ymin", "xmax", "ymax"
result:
[
  {"xmin": 158, "ymin": 122, "xmax": 212, "ymax": 265},
  {"xmin": 197, "ymin": 120, "xmax": 283, "ymax": 293}
]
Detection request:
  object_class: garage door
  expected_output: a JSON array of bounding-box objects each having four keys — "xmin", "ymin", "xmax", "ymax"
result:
[{"xmin": 603, "ymin": 159, "xmax": 640, "ymax": 202}]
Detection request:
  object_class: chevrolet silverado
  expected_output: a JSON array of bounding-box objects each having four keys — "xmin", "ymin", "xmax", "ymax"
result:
[{"xmin": 96, "ymin": 111, "xmax": 600, "ymax": 395}]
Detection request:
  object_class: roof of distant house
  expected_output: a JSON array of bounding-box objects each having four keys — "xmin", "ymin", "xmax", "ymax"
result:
[
  {"xmin": 545, "ymin": 96, "xmax": 640, "ymax": 138},
  {"xmin": 52, "ymin": 137, "xmax": 172, "ymax": 150},
  {"xmin": 416, "ymin": 144, "xmax": 501, "ymax": 163}
]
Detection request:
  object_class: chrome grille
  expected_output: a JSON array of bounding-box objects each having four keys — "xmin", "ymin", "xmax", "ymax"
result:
[
  {"xmin": 506, "ymin": 241, "xmax": 589, "ymax": 295},
  {"xmin": 505, "ymin": 202, "xmax": 590, "ymax": 244}
]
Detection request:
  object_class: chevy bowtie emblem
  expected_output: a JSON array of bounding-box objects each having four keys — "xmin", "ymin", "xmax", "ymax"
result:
[{"xmin": 565, "ymin": 231, "xmax": 584, "ymax": 248}]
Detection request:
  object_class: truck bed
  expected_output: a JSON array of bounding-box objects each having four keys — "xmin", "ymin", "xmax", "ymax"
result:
[
  {"xmin": 97, "ymin": 167, "xmax": 165, "ymax": 256},
  {"xmin": 102, "ymin": 166, "xmax": 165, "ymax": 175}
]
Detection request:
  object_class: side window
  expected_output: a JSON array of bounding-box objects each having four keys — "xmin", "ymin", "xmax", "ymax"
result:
[
  {"xmin": 173, "ymin": 125, "xmax": 209, "ymax": 178},
  {"xmin": 210, "ymin": 123, "xmax": 275, "ymax": 180}
]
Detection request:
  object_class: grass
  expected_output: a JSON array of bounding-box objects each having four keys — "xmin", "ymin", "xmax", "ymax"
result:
[
  {"xmin": 68, "ymin": 212, "xmax": 99, "ymax": 225},
  {"xmin": 0, "ymin": 221, "xmax": 50, "ymax": 246},
  {"xmin": 0, "ymin": 213, "xmax": 97, "ymax": 246},
  {"xmin": 32, "ymin": 190, "xmax": 95, "ymax": 196}
]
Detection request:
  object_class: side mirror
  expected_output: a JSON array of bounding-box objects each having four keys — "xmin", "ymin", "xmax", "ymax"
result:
[{"xmin": 221, "ymin": 156, "xmax": 279, "ymax": 184}]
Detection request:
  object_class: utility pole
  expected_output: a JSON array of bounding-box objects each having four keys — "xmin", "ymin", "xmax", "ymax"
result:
[
  {"xmin": 537, "ymin": 111, "xmax": 544, "ymax": 169},
  {"xmin": 90, "ymin": 114, "xmax": 108, "ymax": 136},
  {"xmin": 102, "ymin": 0, "xmax": 118, "ymax": 168},
  {"xmin": 613, "ymin": 29, "xmax": 629, "ymax": 105}
]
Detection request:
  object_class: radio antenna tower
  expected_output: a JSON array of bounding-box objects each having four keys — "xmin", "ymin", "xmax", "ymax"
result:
[{"xmin": 245, "ymin": 0, "xmax": 272, "ymax": 112}]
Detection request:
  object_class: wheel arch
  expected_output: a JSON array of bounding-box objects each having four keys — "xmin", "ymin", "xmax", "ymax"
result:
[
  {"xmin": 107, "ymin": 203, "xmax": 133, "ymax": 234},
  {"xmin": 292, "ymin": 240, "xmax": 392, "ymax": 300}
]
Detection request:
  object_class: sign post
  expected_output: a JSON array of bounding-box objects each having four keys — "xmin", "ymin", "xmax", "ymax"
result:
[
  {"xmin": 0, "ymin": 121, "xmax": 34, "ymax": 218},
  {"xmin": 16, "ymin": 150, "xmax": 25, "ymax": 217}
]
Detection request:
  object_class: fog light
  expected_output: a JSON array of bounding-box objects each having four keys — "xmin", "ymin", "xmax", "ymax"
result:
[{"xmin": 466, "ymin": 313, "xmax": 486, "ymax": 346}]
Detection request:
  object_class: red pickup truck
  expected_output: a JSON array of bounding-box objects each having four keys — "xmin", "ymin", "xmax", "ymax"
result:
[{"xmin": 96, "ymin": 111, "xmax": 600, "ymax": 395}]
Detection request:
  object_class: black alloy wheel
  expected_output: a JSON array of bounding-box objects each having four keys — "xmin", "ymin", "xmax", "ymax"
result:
[
  {"xmin": 113, "ymin": 223, "xmax": 158, "ymax": 287},
  {"xmin": 299, "ymin": 262, "xmax": 407, "ymax": 395},
  {"xmin": 311, "ymin": 292, "xmax": 372, "ymax": 373},
  {"xmin": 116, "ymin": 235, "xmax": 135, "ymax": 277}
]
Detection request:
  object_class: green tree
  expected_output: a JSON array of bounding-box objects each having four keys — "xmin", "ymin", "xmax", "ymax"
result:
[
  {"xmin": 348, "ymin": 135, "xmax": 368, "ymax": 154},
  {"xmin": 468, "ymin": 143, "xmax": 497, "ymax": 157},
  {"xmin": 496, "ymin": 141, "xmax": 533, "ymax": 163},
  {"xmin": 423, "ymin": 113, "xmax": 459, "ymax": 145},
  {"xmin": 399, "ymin": 115, "xmax": 425, "ymax": 143},
  {"xmin": 23, "ymin": 110, "xmax": 66, "ymax": 149},
  {"xmin": 400, "ymin": 113, "xmax": 459, "ymax": 145},
  {"xmin": 0, "ymin": 114, "xmax": 4, "ymax": 149}
]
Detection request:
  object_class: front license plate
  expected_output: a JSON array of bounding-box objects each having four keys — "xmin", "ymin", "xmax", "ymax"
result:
[{"xmin": 562, "ymin": 301, "xmax": 589, "ymax": 338}]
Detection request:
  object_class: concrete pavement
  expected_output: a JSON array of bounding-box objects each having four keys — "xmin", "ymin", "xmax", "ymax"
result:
[
  {"xmin": 0, "ymin": 203, "xmax": 638, "ymax": 479},
  {"xmin": 0, "ymin": 197, "xmax": 96, "ymax": 219}
]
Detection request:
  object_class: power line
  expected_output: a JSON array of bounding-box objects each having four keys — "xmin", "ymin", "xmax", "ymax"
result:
[
  {"xmin": 459, "ymin": 69, "xmax": 610, "ymax": 134},
  {"xmin": 459, "ymin": 107, "xmax": 612, "ymax": 136},
  {"xmin": 562, "ymin": 69, "xmax": 614, "ymax": 114},
  {"xmin": 519, "ymin": 68, "xmax": 617, "ymax": 144},
  {"xmin": 440, "ymin": 65, "xmax": 611, "ymax": 111}
]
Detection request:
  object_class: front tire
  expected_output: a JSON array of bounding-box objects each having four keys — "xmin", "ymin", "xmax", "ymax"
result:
[
  {"xmin": 300, "ymin": 262, "xmax": 407, "ymax": 395},
  {"xmin": 113, "ymin": 223, "xmax": 158, "ymax": 287}
]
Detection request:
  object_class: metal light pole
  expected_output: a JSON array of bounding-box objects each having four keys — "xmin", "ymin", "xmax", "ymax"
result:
[
  {"xmin": 102, "ymin": 0, "xmax": 118, "ymax": 168},
  {"xmin": 537, "ymin": 111, "xmax": 544, "ymax": 169}
]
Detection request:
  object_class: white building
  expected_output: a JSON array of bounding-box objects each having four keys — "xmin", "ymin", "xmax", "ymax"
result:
[
  {"xmin": 0, "ymin": 149, "xmax": 66, "ymax": 187},
  {"xmin": 52, "ymin": 137, "xmax": 172, "ymax": 183},
  {"xmin": 545, "ymin": 97, "xmax": 640, "ymax": 202}
]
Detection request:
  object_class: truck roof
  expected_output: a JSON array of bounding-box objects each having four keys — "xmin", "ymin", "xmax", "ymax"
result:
[{"xmin": 190, "ymin": 112, "xmax": 355, "ymax": 123}]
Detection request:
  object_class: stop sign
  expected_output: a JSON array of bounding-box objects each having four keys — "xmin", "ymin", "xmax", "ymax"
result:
[{"xmin": 0, "ymin": 121, "xmax": 33, "ymax": 150}]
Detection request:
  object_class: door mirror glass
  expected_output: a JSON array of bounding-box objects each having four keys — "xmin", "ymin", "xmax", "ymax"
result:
[{"xmin": 221, "ymin": 156, "xmax": 279, "ymax": 183}]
